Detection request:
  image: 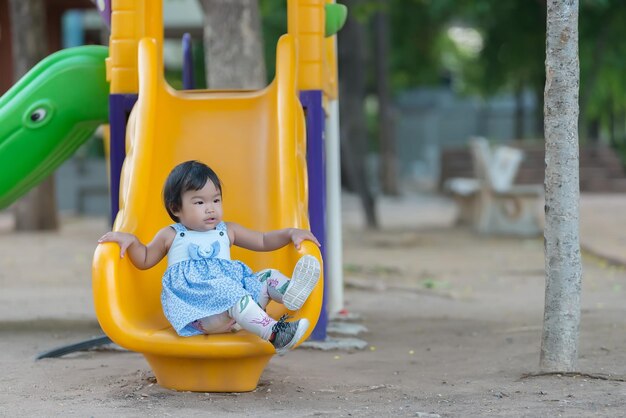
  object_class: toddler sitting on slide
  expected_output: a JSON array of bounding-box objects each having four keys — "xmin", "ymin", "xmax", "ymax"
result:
[{"xmin": 99, "ymin": 160, "xmax": 321, "ymax": 354}]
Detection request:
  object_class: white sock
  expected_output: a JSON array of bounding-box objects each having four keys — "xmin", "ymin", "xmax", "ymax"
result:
[
  {"xmin": 228, "ymin": 295, "xmax": 276, "ymax": 340},
  {"xmin": 256, "ymin": 269, "xmax": 290, "ymax": 309}
]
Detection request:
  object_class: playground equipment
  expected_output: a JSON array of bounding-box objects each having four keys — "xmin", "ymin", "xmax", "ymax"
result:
[
  {"xmin": 0, "ymin": 0, "xmax": 345, "ymax": 392},
  {"xmin": 0, "ymin": 46, "xmax": 109, "ymax": 209},
  {"xmin": 90, "ymin": 0, "xmax": 345, "ymax": 392}
]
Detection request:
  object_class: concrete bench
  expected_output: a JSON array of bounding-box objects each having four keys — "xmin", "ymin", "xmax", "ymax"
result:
[{"xmin": 444, "ymin": 137, "xmax": 543, "ymax": 237}]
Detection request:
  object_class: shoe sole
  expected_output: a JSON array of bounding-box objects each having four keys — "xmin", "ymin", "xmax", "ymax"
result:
[
  {"xmin": 283, "ymin": 255, "xmax": 321, "ymax": 311},
  {"xmin": 275, "ymin": 318, "xmax": 309, "ymax": 355}
]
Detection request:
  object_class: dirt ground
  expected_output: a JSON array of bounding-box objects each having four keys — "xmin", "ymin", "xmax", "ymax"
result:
[{"xmin": 1, "ymin": 193, "xmax": 626, "ymax": 417}]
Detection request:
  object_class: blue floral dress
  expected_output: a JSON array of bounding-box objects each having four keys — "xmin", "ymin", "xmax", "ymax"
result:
[{"xmin": 161, "ymin": 222, "xmax": 262, "ymax": 336}]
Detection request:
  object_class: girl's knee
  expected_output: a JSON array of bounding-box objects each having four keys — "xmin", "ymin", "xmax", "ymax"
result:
[
  {"xmin": 193, "ymin": 311, "xmax": 235, "ymax": 334},
  {"xmin": 257, "ymin": 269, "xmax": 278, "ymax": 282}
]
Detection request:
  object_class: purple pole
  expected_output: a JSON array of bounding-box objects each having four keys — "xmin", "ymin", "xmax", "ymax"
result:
[
  {"xmin": 300, "ymin": 90, "xmax": 327, "ymax": 341},
  {"xmin": 182, "ymin": 33, "xmax": 194, "ymax": 90},
  {"xmin": 108, "ymin": 94, "xmax": 137, "ymax": 224},
  {"xmin": 95, "ymin": 0, "xmax": 112, "ymax": 29}
]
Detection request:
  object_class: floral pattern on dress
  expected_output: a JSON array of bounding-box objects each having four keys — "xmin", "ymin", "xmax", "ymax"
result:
[{"xmin": 161, "ymin": 222, "xmax": 262, "ymax": 336}]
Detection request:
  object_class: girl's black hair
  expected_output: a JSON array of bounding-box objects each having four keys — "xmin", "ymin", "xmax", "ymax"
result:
[{"xmin": 163, "ymin": 160, "xmax": 222, "ymax": 222}]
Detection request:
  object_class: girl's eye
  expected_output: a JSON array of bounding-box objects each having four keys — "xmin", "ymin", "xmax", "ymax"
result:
[
  {"xmin": 214, "ymin": 199, "xmax": 221, "ymax": 203},
  {"xmin": 194, "ymin": 201, "xmax": 203, "ymax": 205}
]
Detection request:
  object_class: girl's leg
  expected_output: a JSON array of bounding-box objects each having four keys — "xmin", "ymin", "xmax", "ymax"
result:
[
  {"xmin": 228, "ymin": 295, "xmax": 310, "ymax": 354},
  {"xmin": 283, "ymin": 255, "xmax": 321, "ymax": 311},
  {"xmin": 191, "ymin": 311, "xmax": 236, "ymax": 334},
  {"xmin": 228, "ymin": 295, "xmax": 276, "ymax": 340},
  {"xmin": 256, "ymin": 255, "xmax": 321, "ymax": 311},
  {"xmin": 256, "ymin": 269, "xmax": 290, "ymax": 309}
]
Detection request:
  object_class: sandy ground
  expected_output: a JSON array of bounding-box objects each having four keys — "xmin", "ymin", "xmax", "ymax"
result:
[{"xmin": 1, "ymin": 193, "xmax": 626, "ymax": 417}]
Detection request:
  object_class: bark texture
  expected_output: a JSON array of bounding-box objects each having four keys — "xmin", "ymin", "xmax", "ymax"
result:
[
  {"xmin": 540, "ymin": 0, "xmax": 582, "ymax": 372},
  {"xmin": 373, "ymin": 6, "xmax": 399, "ymax": 196},
  {"xmin": 199, "ymin": 0, "xmax": 266, "ymax": 89},
  {"xmin": 338, "ymin": 0, "xmax": 378, "ymax": 228},
  {"xmin": 9, "ymin": 0, "xmax": 58, "ymax": 231}
]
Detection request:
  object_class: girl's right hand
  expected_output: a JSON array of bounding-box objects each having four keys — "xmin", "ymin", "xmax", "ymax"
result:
[{"xmin": 98, "ymin": 231, "xmax": 139, "ymax": 258}]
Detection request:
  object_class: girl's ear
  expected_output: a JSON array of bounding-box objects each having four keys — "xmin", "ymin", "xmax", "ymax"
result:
[{"xmin": 170, "ymin": 203, "xmax": 181, "ymax": 218}]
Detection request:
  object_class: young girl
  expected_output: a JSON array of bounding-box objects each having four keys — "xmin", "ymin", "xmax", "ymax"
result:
[{"xmin": 98, "ymin": 160, "xmax": 321, "ymax": 354}]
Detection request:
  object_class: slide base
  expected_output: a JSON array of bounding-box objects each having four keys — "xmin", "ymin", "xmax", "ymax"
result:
[{"xmin": 144, "ymin": 352, "xmax": 273, "ymax": 392}]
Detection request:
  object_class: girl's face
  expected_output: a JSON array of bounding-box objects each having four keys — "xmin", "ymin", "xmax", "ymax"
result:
[{"xmin": 173, "ymin": 180, "xmax": 223, "ymax": 231}]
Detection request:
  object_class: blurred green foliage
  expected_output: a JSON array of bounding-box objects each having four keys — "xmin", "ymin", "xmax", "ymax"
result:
[
  {"xmin": 259, "ymin": 0, "xmax": 287, "ymax": 82},
  {"xmin": 258, "ymin": 1, "xmax": 626, "ymax": 146}
]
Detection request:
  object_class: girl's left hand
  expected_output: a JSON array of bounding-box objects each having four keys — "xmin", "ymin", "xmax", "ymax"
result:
[{"xmin": 290, "ymin": 228, "xmax": 321, "ymax": 250}]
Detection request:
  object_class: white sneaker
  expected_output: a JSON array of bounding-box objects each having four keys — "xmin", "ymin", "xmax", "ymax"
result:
[{"xmin": 283, "ymin": 255, "xmax": 321, "ymax": 311}]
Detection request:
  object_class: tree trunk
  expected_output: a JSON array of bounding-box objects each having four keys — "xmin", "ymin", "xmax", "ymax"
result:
[
  {"xmin": 198, "ymin": 0, "xmax": 266, "ymax": 89},
  {"xmin": 338, "ymin": 0, "xmax": 378, "ymax": 228},
  {"xmin": 608, "ymin": 105, "xmax": 616, "ymax": 147},
  {"xmin": 9, "ymin": 0, "xmax": 58, "ymax": 231},
  {"xmin": 579, "ymin": 15, "xmax": 609, "ymax": 144},
  {"xmin": 534, "ymin": 83, "xmax": 544, "ymax": 139},
  {"xmin": 373, "ymin": 5, "xmax": 399, "ymax": 196},
  {"xmin": 586, "ymin": 118, "xmax": 600, "ymax": 143},
  {"xmin": 540, "ymin": 0, "xmax": 582, "ymax": 372},
  {"xmin": 514, "ymin": 81, "xmax": 525, "ymax": 140}
]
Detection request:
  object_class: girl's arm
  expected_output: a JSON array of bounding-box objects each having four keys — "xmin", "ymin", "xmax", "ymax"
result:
[
  {"xmin": 98, "ymin": 226, "xmax": 175, "ymax": 270},
  {"xmin": 226, "ymin": 222, "xmax": 320, "ymax": 252}
]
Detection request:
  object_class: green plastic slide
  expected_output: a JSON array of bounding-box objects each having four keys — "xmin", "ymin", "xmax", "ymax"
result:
[{"xmin": 0, "ymin": 45, "xmax": 109, "ymax": 209}]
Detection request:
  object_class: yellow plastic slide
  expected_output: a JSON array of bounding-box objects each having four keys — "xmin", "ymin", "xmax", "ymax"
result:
[{"xmin": 92, "ymin": 34, "xmax": 323, "ymax": 392}]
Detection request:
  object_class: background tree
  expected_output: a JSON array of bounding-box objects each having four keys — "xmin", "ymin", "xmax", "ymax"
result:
[
  {"xmin": 387, "ymin": 0, "xmax": 454, "ymax": 89},
  {"xmin": 420, "ymin": 0, "xmax": 546, "ymax": 140},
  {"xmin": 464, "ymin": 0, "xmax": 545, "ymax": 139},
  {"xmin": 373, "ymin": 1, "xmax": 398, "ymax": 196},
  {"xmin": 338, "ymin": 0, "xmax": 378, "ymax": 228},
  {"xmin": 257, "ymin": 0, "xmax": 626, "ymax": 223},
  {"xmin": 9, "ymin": 0, "xmax": 58, "ymax": 231},
  {"xmin": 258, "ymin": 0, "xmax": 378, "ymax": 227},
  {"xmin": 578, "ymin": 1, "xmax": 626, "ymax": 144},
  {"xmin": 258, "ymin": 0, "xmax": 286, "ymax": 83},
  {"xmin": 391, "ymin": 0, "xmax": 626, "ymax": 147},
  {"xmin": 541, "ymin": 0, "xmax": 582, "ymax": 372},
  {"xmin": 198, "ymin": 0, "xmax": 266, "ymax": 89}
]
